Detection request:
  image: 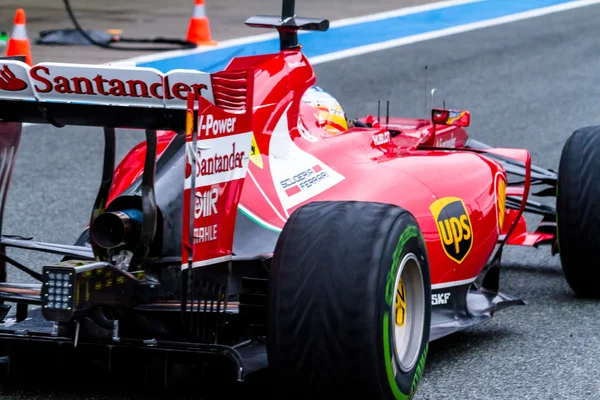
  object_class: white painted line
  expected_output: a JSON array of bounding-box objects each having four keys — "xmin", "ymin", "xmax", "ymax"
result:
[
  {"xmin": 328, "ymin": 0, "xmax": 482, "ymax": 28},
  {"xmin": 309, "ymin": 0, "xmax": 600, "ymax": 65},
  {"xmin": 112, "ymin": 0, "xmax": 484, "ymax": 66},
  {"xmin": 116, "ymin": 31, "xmax": 281, "ymax": 66}
]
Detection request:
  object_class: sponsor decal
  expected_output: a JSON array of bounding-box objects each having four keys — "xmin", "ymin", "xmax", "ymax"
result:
[
  {"xmin": 496, "ymin": 175, "xmax": 507, "ymax": 231},
  {"xmin": 409, "ymin": 344, "xmax": 428, "ymax": 399},
  {"xmin": 31, "ymin": 65, "xmax": 207, "ymax": 100},
  {"xmin": 192, "ymin": 187, "xmax": 219, "ymax": 244},
  {"xmin": 274, "ymin": 160, "xmax": 343, "ymax": 210},
  {"xmin": 198, "ymin": 114, "xmax": 237, "ymax": 137},
  {"xmin": 279, "ymin": 165, "xmax": 329, "ymax": 197},
  {"xmin": 0, "ymin": 62, "xmax": 36, "ymax": 100},
  {"xmin": 269, "ymin": 105, "xmax": 345, "ymax": 211},
  {"xmin": 430, "ymin": 197, "xmax": 473, "ymax": 264},
  {"xmin": 0, "ymin": 65, "xmax": 26, "ymax": 91},
  {"xmin": 250, "ymin": 134, "xmax": 263, "ymax": 169},
  {"xmin": 193, "ymin": 225, "xmax": 218, "ymax": 244},
  {"xmin": 185, "ymin": 132, "xmax": 252, "ymax": 188},
  {"xmin": 373, "ymin": 131, "xmax": 391, "ymax": 146},
  {"xmin": 287, "ymin": 60, "xmax": 307, "ymax": 69},
  {"xmin": 0, "ymin": 60, "xmax": 214, "ymax": 108},
  {"xmin": 431, "ymin": 292, "xmax": 451, "ymax": 305},
  {"xmin": 185, "ymin": 109, "xmax": 194, "ymax": 137},
  {"xmin": 198, "ymin": 142, "xmax": 245, "ymax": 177},
  {"xmin": 395, "ymin": 278, "xmax": 407, "ymax": 327},
  {"xmin": 194, "ymin": 186, "xmax": 218, "ymax": 218}
]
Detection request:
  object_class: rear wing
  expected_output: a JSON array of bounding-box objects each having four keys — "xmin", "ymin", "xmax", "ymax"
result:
[
  {"xmin": 0, "ymin": 58, "xmax": 254, "ymax": 272},
  {"xmin": 0, "ymin": 59, "xmax": 243, "ymax": 130}
]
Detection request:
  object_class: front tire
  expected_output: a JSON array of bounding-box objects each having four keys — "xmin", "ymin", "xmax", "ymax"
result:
[
  {"xmin": 267, "ymin": 201, "xmax": 431, "ymax": 399},
  {"xmin": 557, "ymin": 126, "xmax": 600, "ymax": 298}
]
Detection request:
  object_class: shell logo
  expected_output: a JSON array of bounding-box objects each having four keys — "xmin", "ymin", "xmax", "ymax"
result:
[
  {"xmin": 497, "ymin": 177, "xmax": 507, "ymax": 231},
  {"xmin": 185, "ymin": 109, "xmax": 194, "ymax": 138}
]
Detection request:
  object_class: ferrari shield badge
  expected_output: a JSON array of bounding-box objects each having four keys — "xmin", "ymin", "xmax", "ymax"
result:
[
  {"xmin": 430, "ymin": 197, "xmax": 473, "ymax": 264},
  {"xmin": 250, "ymin": 133, "xmax": 263, "ymax": 169}
]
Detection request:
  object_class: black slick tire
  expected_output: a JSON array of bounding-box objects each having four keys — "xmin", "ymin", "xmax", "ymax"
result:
[
  {"xmin": 557, "ymin": 126, "xmax": 600, "ymax": 298},
  {"xmin": 266, "ymin": 201, "xmax": 431, "ymax": 399}
]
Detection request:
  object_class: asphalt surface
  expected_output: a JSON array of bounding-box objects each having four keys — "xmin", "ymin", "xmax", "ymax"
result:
[
  {"xmin": 0, "ymin": 0, "xmax": 433, "ymax": 64},
  {"xmin": 2, "ymin": 3, "xmax": 600, "ymax": 400}
]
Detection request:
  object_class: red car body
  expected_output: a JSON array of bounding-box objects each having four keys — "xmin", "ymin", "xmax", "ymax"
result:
[
  {"xmin": 107, "ymin": 49, "xmax": 553, "ymax": 293},
  {"xmin": 0, "ymin": 2, "xmax": 562, "ymax": 393}
]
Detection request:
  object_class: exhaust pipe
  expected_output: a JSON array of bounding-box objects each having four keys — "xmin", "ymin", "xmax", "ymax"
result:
[{"xmin": 90, "ymin": 209, "xmax": 143, "ymax": 250}]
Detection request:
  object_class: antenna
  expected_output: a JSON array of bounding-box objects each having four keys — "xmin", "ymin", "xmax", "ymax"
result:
[
  {"xmin": 443, "ymin": 99, "xmax": 446, "ymax": 109},
  {"xmin": 386, "ymin": 100, "xmax": 390, "ymax": 125},
  {"xmin": 377, "ymin": 100, "xmax": 381, "ymax": 122},
  {"xmin": 424, "ymin": 65, "xmax": 428, "ymax": 119},
  {"xmin": 430, "ymin": 88, "xmax": 438, "ymax": 110}
]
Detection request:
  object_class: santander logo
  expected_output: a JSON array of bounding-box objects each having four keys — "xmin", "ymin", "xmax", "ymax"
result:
[
  {"xmin": 197, "ymin": 142, "xmax": 245, "ymax": 177},
  {"xmin": 185, "ymin": 138, "xmax": 250, "ymax": 187},
  {"xmin": 0, "ymin": 60, "xmax": 216, "ymax": 106},
  {"xmin": 30, "ymin": 65, "xmax": 207, "ymax": 100},
  {"xmin": 0, "ymin": 65, "xmax": 27, "ymax": 92}
]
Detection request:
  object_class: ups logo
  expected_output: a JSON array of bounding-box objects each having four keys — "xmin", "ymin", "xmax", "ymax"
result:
[{"xmin": 430, "ymin": 197, "xmax": 473, "ymax": 264}]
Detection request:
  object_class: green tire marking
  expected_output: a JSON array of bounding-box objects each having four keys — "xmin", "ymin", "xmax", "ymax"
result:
[
  {"xmin": 383, "ymin": 311, "xmax": 408, "ymax": 400},
  {"xmin": 409, "ymin": 344, "xmax": 428, "ymax": 398},
  {"xmin": 385, "ymin": 225, "xmax": 418, "ymax": 306},
  {"xmin": 383, "ymin": 224, "xmax": 427, "ymax": 400}
]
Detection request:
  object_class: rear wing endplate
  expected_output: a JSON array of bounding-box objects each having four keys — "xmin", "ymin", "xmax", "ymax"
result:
[{"xmin": 181, "ymin": 84, "xmax": 254, "ymax": 270}]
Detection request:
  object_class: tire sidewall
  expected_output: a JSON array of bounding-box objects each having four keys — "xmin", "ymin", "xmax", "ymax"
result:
[
  {"xmin": 377, "ymin": 214, "xmax": 432, "ymax": 399},
  {"xmin": 556, "ymin": 126, "xmax": 600, "ymax": 297}
]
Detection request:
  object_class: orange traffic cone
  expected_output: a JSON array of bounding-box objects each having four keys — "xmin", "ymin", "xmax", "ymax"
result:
[
  {"xmin": 186, "ymin": 0, "xmax": 218, "ymax": 46},
  {"xmin": 5, "ymin": 9, "xmax": 32, "ymax": 66}
]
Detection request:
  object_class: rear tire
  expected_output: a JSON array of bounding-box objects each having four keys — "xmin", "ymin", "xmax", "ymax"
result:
[
  {"xmin": 267, "ymin": 201, "xmax": 431, "ymax": 399},
  {"xmin": 557, "ymin": 126, "xmax": 600, "ymax": 298}
]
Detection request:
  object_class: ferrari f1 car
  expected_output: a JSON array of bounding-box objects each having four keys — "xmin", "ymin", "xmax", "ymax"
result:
[{"xmin": 0, "ymin": 1, "xmax": 596, "ymax": 398}]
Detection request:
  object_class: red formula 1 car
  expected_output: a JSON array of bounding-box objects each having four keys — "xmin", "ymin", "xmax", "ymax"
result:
[{"xmin": 0, "ymin": 1, "xmax": 597, "ymax": 398}]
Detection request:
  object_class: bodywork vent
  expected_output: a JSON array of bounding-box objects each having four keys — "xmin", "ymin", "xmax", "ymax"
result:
[{"xmin": 210, "ymin": 70, "xmax": 252, "ymax": 112}]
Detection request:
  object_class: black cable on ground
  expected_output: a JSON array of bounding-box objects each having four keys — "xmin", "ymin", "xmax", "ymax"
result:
[{"xmin": 63, "ymin": 0, "xmax": 197, "ymax": 51}]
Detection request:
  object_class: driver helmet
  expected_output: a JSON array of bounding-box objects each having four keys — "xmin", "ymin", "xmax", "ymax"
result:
[{"xmin": 301, "ymin": 86, "xmax": 348, "ymax": 135}]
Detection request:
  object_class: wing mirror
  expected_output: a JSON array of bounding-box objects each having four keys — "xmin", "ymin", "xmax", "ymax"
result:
[{"xmin": 431, "ymin": 108, "xmax": 471, "ymax": 127}]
